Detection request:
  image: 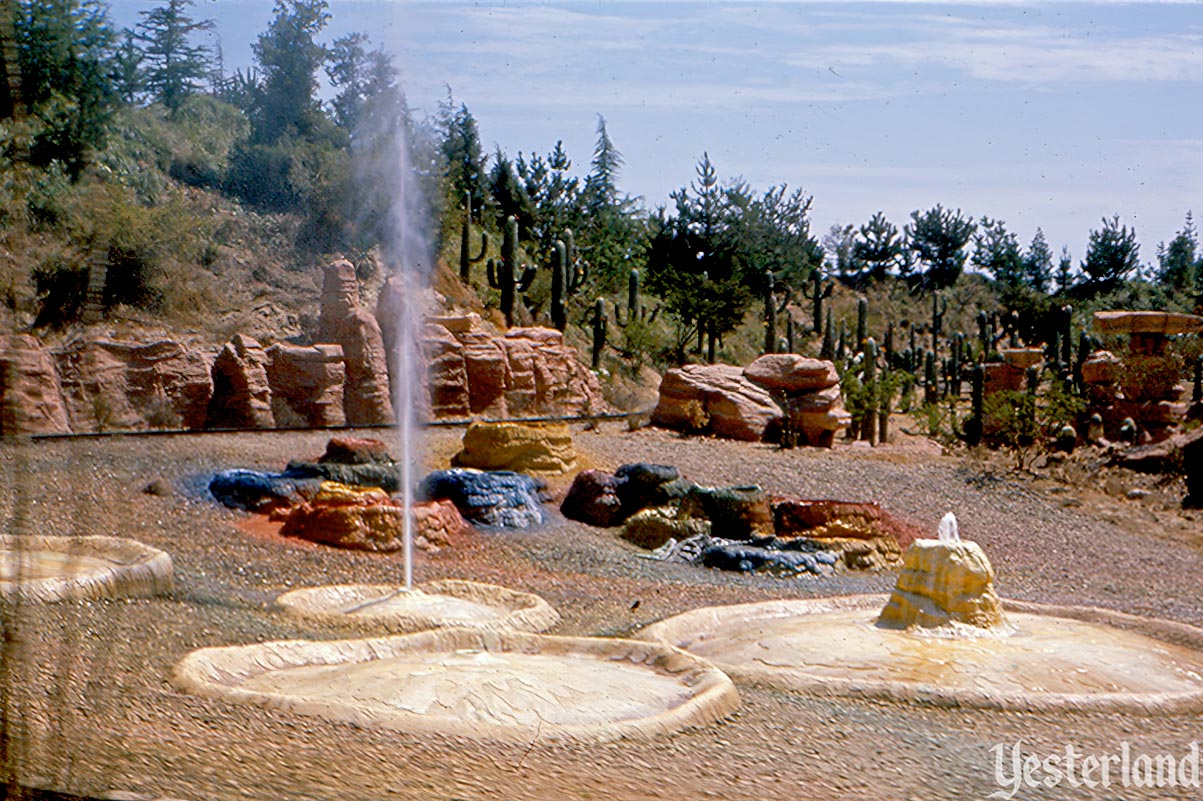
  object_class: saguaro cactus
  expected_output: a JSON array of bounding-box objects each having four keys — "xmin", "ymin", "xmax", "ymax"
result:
[
  {"xmin": 862, "ymin": 337, "xmax": 879, "ymax": 444},
  {"xmin": 487, "ymin": 215, "xmax": 537, "ymax": 327},
  {"xmin": 590, "ymin": 298, "xmax": 607, "ymax": 369},
  {"xmin": 764, "ymin": 270, "xmax": 791, "ymax": 354},
  {"xmin": 966, "ymin": 364, "xmax": 984, "ymax": 446},
  {"xmin": 614, "ymin": 268, "xmax": 658, "ymax": 327},
  {"xmin": 820, "ymin": 309, "xmax": 835, "ymax": 361},
  {"xmin": 550, "ymin": 239, "xmax": 568, "ymax": 332},
  {"xmin": 561, "ymin": 228, "xmax": 588, "ymax": 297},
  {"xmin": 931, "ymin": 291, "xmax": 947, "ymax": 352},
  {"xmin": 459, "ymin": 191, "xmax": 487, "ymax": 282},
  {"xmin": 855, "ymin": 296, "xmax": 869, "ymax": 352},
  {"xmin": 811, "ymin": 270, "xmax": 834, "ymax": 334},
  {"xmin": 924, "ymin": 350, "xmax": 939, "ymax": 406}
]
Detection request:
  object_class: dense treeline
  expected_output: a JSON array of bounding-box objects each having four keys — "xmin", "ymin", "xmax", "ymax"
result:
[{"xmin": 0, "ymin": 0, "xmax": 1200, "ymax": 364}]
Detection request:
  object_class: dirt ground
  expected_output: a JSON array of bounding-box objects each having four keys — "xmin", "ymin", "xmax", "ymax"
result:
[{"xmin": 0, "ymin": 424, "xmax": 1200, "ymax": 801}]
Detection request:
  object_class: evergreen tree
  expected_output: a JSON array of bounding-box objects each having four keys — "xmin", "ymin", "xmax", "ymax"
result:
[
  {"xmin": 578, "ymin": 115, "xmax": 645, "ymax": 290},
  {"xmin": 134, "ymin": 0, "xmax": 214, "ymax": 112},
  {"xmin": 972, "ymin": 217, "xmax": 1023, "ymax": 288},
  {"xmin": 436, "ymin": 98, "xmax": 488, "ymax": 216},
  {"xmin": 645, "ymin": 153, "xmax": 751, "ymax": 363},
  {"xmin": 853, "ymin": 211, "xmax": 902, "ymax": 283},
  {"xmin": 488, "ymin": 148, "xmax": 533, "ymax": 235},
  {"xmin": 1156, "ymin": 212, "xmax": 1198, "ymax": 291},
  {"xmin": 1081, "ymin": 214, "xmax": 1139, "ymax": 294},
  {"xmin": 1022, "ymin": 228, "xmax": 1053, "ymax": 294},
  {"xmin": 112, "ymin": 29, "xmax": 142, "ymax": 104},
  {"xmin": 822, "ymin": 223, "xmax": 857, "ymax": 284},
  {"xmin": 515, "ymin": 140, "xmax": 581, "ymax": 262},
  {"xmin": 1055, "ymin": 245, "xmax": 1074, "ymax": 294},
  {"xmin": 326, "ymin": 32, "xmax": 402, "ymax": 135},
  {"xmin": 250, "ymin": 0, "xmax": 329, "ymax": 144},
  {"xmin": 906, "ymin": 205, "xmax": 976, "ymax": 290},
  {"xmin": 14, "ymin": 0, "xmax": 119, "ymax": 174}
]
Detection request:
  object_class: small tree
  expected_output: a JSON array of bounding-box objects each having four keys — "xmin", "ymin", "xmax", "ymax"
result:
[
  {"xmin": 250, "ymin": 0, "xmax": 330, "ymax": 144},
  {"xmin": 853, "ymin": 211, "xmax": 902, "ymax": 283},
  {"xmin": 906, "ymin": 204, "xmax": 976, "ymax": 290},
  {"xmin": 1157, "ymin": 212, "xmax": 1198, "ymax": 292},
  {"xmin": 134, "ymin": 0, "xmax": 214, "ymax": 112},
  {"xmin": 1023, "ymin": 228, "xmax": 1054, "ymax": 293},
  {"xmin": 1080, "ymin": 214, "xmax": 1139, "ymax": 294}
]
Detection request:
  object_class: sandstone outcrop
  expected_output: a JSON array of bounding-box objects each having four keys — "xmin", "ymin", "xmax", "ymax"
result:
[
  {"xmin": 207, "ymin": 334, "xmax": 274, "ymax": 429},
  {"xmin": 0, "ymin": 334, "xmax": 71, "ymax": 435},
  {"xmin": 55, "ymin": 339, "xmax": 213, "ymax": 431},
  {"xmin": 422, "ymin": 317, "xmax": 607, "ymax": 420},
  {"xmin": 318, "ymin": 260, "xmax": 394, "ymax": 426},
  {"xmin": 652, "ymin": 364, "xmax": 782, "ymax": 441},
  {"xmin": 653, "ymin": 357, "xmax": 849, "ymax": 446},
  {"xmin": 266, "ymin": 343, "xmax": 346, "ymax": 428}
]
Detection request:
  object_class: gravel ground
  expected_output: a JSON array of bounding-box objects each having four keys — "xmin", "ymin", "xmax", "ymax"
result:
[{"xmin": 0, "ymin": 424, "xmax": 1201, "ymax": 801}]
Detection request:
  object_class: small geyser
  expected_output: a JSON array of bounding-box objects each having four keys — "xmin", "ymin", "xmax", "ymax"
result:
[{"xmin": 637, "ymin": 512, "xmax": 1203, "ymax": 714}]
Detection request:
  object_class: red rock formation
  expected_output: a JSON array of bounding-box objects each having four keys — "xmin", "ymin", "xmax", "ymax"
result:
[
  {"xmin": 743, "ymin": 354, "xmax": 838, "ymax": 393},
  {"xmin": 54, "ymin": 339, "xmax": 212, "ymax": 432},
  {"xmin": 653, "ymin": 364, "xmax": 781, "ymax": 442},
  {"xmin": 421, "ymin": 317, "xmax": 606, "ymax": 420},
  {"xmin": 207, "ymin": 334, "xmax": 274, "ymax": 429},
  {"xmin": 318, "ymin": 260, "xmax": 394, "ymax": 426},
  {"xmin": 0, "ymin": 335, "xmax": 71, "ymax": 435},
  {"xmin": 265, "ymin": 343, "xmax": 346, "ymax": 428}
]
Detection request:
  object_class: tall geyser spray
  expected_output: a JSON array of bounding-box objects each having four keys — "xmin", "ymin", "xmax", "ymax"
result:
[{"xmin": 375, "ymin": 112, "xmax": 433, "ymax": 591}]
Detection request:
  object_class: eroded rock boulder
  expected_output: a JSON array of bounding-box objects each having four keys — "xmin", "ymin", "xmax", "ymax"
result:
[
  {"xmin": 679, "ymin": 485, "xmax": 774, "ymax": 541},
  {"xmin": 560, "ymin": 470, "xmax": 625, "ymax": 527},
  {"xmin": 652, "ymin": 364, "xmax": 782, "ymax": 441},
  {"xmin": 209, "ymin": 469, "xmax": 317, "ymax": 513},
  {"xmin": 422, "ymin": 318, "xmax": 606, "ymax": 420},
  {"xmin": 0, "ymin": 334, "xmax": 71, "ymax": 435},
  {"xmin": 207, "ymin": 334, "xmax": 274, "ymax": 430},
  {"xmin": 878, "ymin": 539, "xmax": 1005, "ymax": 630},
  {"xmin": 419, "ymin": 468, "xmax": 546, "ymax": 529},
  {"xmin": 266, "ymin": 343, "xmax": 346, "ymax": 428},
  {"xmin": 621, "ymin": 506, "xmax": 710, "ymax": 550},
  {"xmin": 451, "ymin": 421, "xmax": 577, "ymax": 475},
  {"xmin": 318, "ymin": 260, "xmax": 394, "ymax": 426}
]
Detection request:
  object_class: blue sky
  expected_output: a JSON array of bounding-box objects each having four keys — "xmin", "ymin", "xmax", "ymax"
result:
[{"xmin": 112, "ymin": 1, "xmax": 1203, "ymax": 267}]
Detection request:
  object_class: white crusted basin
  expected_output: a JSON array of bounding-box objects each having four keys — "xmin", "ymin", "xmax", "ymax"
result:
[
  {"xmin": 273, "ymin": 580, "xmax": 560, "ymax": 634},
  {"xmin": 173, "ymin": 628, "xmax": 739, "ymax": 743},
  {"xmin": 0, "ymin": 535, "xmax": 172, "ymax": 602},
  {"xmin": 637, "ymin": 595, "xmax": 1203, "ymax": 715}
]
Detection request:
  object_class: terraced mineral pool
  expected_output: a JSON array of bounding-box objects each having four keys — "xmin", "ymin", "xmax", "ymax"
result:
[
  {"xmin": 637, "ymin": 595, "xmax": 1203, "ymax": 714},
  {"xmin": 173, "ymin": 629, "xmax": 739, "ymax": 742},
  {"xmin": 273, "ymin": 580, "xmax": 560, "ymax": 634},
  {"xmin": 0, "ymin": 535, "xmax": 173, "ymax": 602}
]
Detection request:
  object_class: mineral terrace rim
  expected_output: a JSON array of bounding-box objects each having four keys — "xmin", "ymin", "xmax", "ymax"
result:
[
  {"xmin": 635, "ymin": 594, "xmax": 1203, "ymax": 716},
  {"xmin": 171, "ymin": 627, "xmax": 741, "ymax": 743},
  {"xmin": 271, "ymin": 578, "xmax": 562, "ymax": 634},
  {"xmin": 0, "ymin": 534, "xmax": 174, "ymax": 602}
]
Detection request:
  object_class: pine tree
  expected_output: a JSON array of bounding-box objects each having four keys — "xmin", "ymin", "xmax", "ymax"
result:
[
  {"xmin": 437, "ymin": 98, "xmax": 488, "ymax": 216},
  {"xmin": 972, "ymin": 217, "xmax": 1023, "ymax": 288},
  {"xmin": 1023, "ymin": 228, "xmax": 1053, "ymax": 293},
  {"xmin": 853, "ymin": 211, "xmax": 902, "ymax": 283},
  {"xmin": 1157, "ymin": 212, "xmax": 1198, "ymax": 291},
  {"xmin": 326, "ymin": 32, "xmax": 402, "ymax": 135},
  {"xmin": 134, "ymin": 0, "xmax": 214, "ymax": 111},
  {"xmin": 1081, "ymin": 215, "xmax": 1139, "ymax": 294},
  {"xmin": 906, "ymin": 205, "xmax": 976, "ymax": 290},
  {"xmin": 250, "ymin": 0, "xmax": 329, "ymax": 143},
  {"xmin": 1055, "ymin": 245, "xmax": 1074, "ymax": 294}
]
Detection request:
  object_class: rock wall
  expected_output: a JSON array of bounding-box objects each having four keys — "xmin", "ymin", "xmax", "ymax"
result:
[
  {"xmin": 0, "ymin": 335, "xmax": 71, "ymax": 435},
  {"xmin": 54, "ymin": 339, "xmax": 213, "ymax": 431},
  {"xmin": 423, "ymin": 315, "xmax": 607, "ymax": 420}
]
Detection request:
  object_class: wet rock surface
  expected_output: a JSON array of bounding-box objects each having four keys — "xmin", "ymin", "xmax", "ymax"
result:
[{"xmin": 419, "ymin": 468, "xmax": 547, "ymax": 529}]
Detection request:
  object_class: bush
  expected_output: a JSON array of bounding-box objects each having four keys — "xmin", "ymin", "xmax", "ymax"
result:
[
  {"xmin": 1118, "ymin": 354, "xmax": 1182, "ymax": 403},
  {"xmin": 32, "ymin": 251, "xmax": 88, "ymax": 328}
]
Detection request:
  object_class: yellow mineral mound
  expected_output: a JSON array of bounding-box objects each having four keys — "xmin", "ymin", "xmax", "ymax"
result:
[{"xmin": 451, "ymin": 421, "xmax": 577, "ymax": 475}]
